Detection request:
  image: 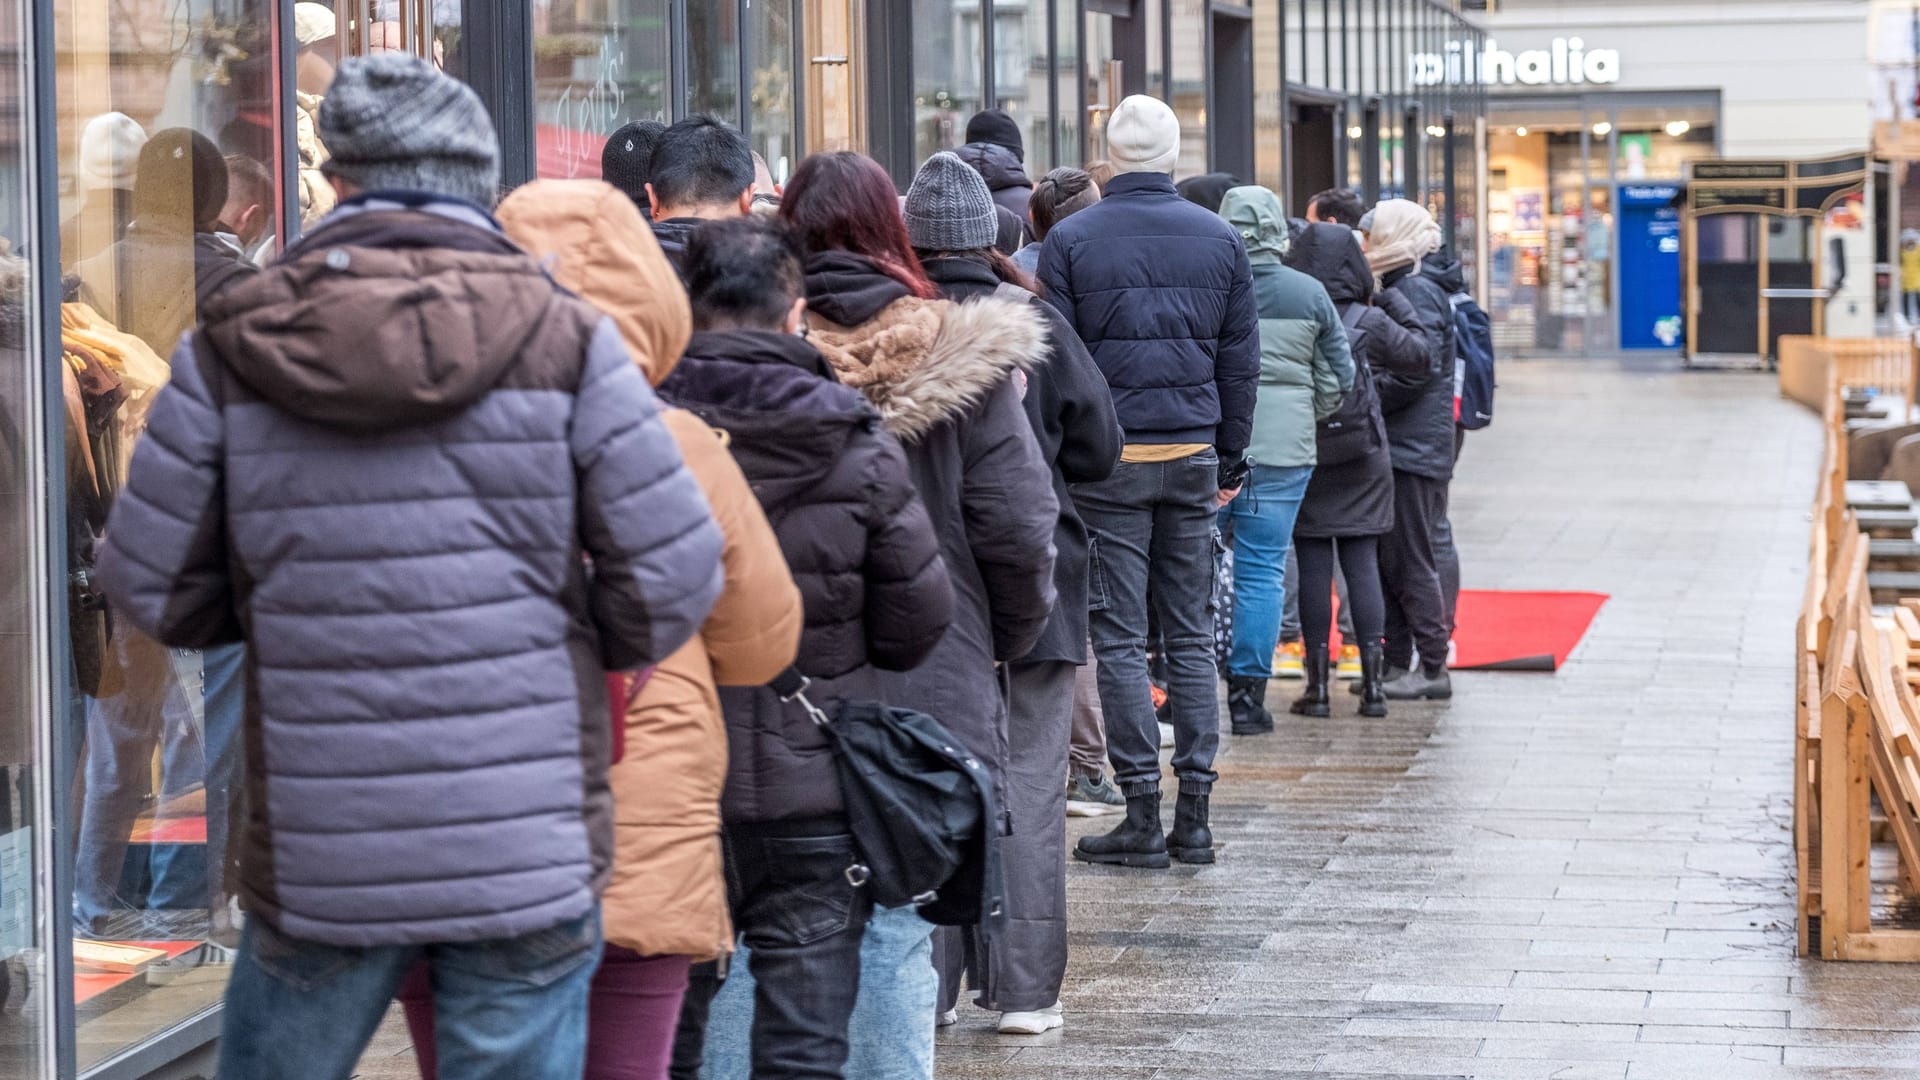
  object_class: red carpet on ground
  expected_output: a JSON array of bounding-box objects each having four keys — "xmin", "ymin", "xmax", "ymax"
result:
[{"xmin": 1446, "ymin": 589, "xmax": 1607, "ymax": 672}]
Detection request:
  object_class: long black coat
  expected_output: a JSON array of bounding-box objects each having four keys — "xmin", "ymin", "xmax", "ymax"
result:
[
  {"xmin": 660, "ymin": 328, "xmax": 954, "ymax": 824},
  {"xmin": 921, "ymin": 255, "xmax": 1122, "ymax": 666},
  {"xmin": 1286, "ymin": 223, "xmax": 1425, "ymax": 538},
  {"xmin": 1376, "ymin": 259, "xmax": 1457, "ymax": 481},
  {"xmin": 802, "ymin": 252, "xmax": 1058, "ymax": 802}
]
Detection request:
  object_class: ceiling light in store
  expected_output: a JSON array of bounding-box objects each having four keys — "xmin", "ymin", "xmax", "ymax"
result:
[
  {"xmin": 1591, "ymin": 121, "xmax": 1613, "ymax": 136},
  {"xmin": 1665, "ymin": 120, "xmax": 1691, "ymax": 136},
  {"xmin": 1426, "ymin": 124, "xmax": 1446, "ymax": 138},
  {"xmin": 1347, "ymin": 125, "xmax": 1363, "ymax": 139},
  {"xmin": 1514, "ymin": 126, "xmax": 1528, "ymax": 136}
]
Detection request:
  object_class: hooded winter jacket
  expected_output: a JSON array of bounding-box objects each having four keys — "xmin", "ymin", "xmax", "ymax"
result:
[
  {"xmin": 921, "ymin": 254, "xmax": 1121, "ymax": 666},
  {"xmin": 95, "ymin": 196, "xmax": 726, "ymax": 948},
  {"xmin": 497, "ymin": 179, "xmax": 802, "ymax": 961},
  {"xmin": 650, "ymin": 216, "xmax": 703, "ymax": 277},
  {"xmin": 1376, "ymin": 258, "xmax": 1457, "ymax": 481},
  {"xmin": 954, "ymin": 141, "xmax": 1035, "ymax": 227},
  {"xmin": 660, "ymin": 326, "xmax": 953, "ymax": 824},
  {"xmin": 1218, "ymin": 187, "xmax": 1353, "ymax": 470},
  {"xmin": 802, "ymin": 251, "xmax": 1059, "ymax": 798},
  {"xmin": 1037, "ymin": 171, "xmax": 1261, "ymax": 467},
  {"xmin": 1286, "ymin": 221, "xmax": 1423, "ymax": 538}
]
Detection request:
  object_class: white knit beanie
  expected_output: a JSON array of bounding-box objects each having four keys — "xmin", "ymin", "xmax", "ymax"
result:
[
  {"xmin": 79, "ymin": 112, "xmax": 147, "ymax": 192},
  {"xmin": 1106, "ymin": 96, "xmax": 1180, "ymax": 175}
]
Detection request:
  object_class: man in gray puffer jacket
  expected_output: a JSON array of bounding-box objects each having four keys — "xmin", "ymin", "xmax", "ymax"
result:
[{"xmin": 96, "ymin": 55, "xmax": 723, "ymax": 1080}]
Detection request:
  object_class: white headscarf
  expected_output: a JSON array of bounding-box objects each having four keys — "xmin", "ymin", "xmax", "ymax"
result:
[{"xmin": 1364, "ymin": 198, "xmax": 1441, "ymax": 276}]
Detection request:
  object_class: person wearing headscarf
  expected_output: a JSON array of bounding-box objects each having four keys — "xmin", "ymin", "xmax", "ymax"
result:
[{"xmin": 1358, "ymin": 199, "xmax": 1455, "ymax": 702}]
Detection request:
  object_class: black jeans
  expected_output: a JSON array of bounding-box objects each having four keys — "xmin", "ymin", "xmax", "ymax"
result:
[
  {"xmin": 1379, "ymin": 470, "xmax": 1452, "ymax": 672},
  {"xmin": 1295, "ymin": 536, "xmax": 1386, "ymax": 652},
  {"xmin": 670, "ymin": 825, "xmax": 873, "ymax": 1080},
  {"xmin": 1073, "ymin": 450, "xmax": 1222, "ymax": 797}
]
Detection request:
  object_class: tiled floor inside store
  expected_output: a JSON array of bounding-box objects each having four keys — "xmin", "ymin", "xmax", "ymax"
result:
[{"xmin": 349, "ymin": 356, "xmax": 1920, "ymax": 1078}]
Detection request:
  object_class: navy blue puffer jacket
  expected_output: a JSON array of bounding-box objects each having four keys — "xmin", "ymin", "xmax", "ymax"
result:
[{"xmin": 1036, "ymin": 171, "xmax": 1260, "ymax": 462}]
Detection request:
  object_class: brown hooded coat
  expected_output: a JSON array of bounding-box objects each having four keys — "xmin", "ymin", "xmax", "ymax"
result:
[{"xmin": 498, "ymin": 180, "xmax": 801, "ymax": 960}]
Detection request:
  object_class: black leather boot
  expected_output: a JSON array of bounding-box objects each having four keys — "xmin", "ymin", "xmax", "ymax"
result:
[
  {"xmin": 1167, "ymin": 785, "xmax": 1215, "ymax": 864},
  {"xmin": 1352, "ymin": 659, "xmax": 1408, "ymax": 695},
  {"xmin": 1358, "ymin": 643, "xmax": 1389, "ymax": 717},
  {"xmin": 1289, "ymin": 647, "xmax": 1331, "ymax": 717},
  {"xmin": 1227, "ymin": 676, "xmax": 1273, "ymax": 735},
  {"xmin": 1073, "ymin": 792, "xmax": 1170, "ymax": 868}
]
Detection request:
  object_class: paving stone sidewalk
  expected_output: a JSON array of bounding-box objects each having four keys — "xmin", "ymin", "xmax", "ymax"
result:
[
  {"xmin": 355, "ymin": 357, "xmax": 1920, "ymax": 1079},
  {"xmin": 933, "ymin": 357, "xmax": 1920, "ymax": 1079}
]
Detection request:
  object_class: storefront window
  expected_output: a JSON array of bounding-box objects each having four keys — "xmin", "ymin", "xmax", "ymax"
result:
[
  {"xmin": 52, "ymin": 0, "xmax": 279, "ymax": 1067},
  {"xmin": 1169, "ymin": 0, "xmax": 1206, "ymax": 178},
  {"xmin": 997, "ymin": 0, "xmax": 1052, "ymax": 172},
  {"xmin": 1054, "ymin": 0, "xmax": 1080, "ymax": 166},
  {"xmin": 914, "ymin": 0, "xmax": 984, "ymax": 165},
  {"xmin": 750, "ymin": 0, "xmax": 796, "ymax": 182},
  {"xmin": 688, "ymin": 0, "xmax": 740, "ymax": 120},
  {"xmin": 0, "ymin": 0, "xmax": 48, "ymax": 1073},
  {"xmin": 1084, "ymin": 10, "xmax": 1116, "ymax": 164},
  {"xmin": 534, "ymin": 0, "xmax": 672, "ymax": 180}
]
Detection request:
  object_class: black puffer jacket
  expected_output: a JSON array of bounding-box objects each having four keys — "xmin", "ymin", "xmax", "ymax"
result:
[
  {"xmin": 921, "ymin": 254, "xmax": 1121, "ymax": 666},
  {"xmin": 1286, "ymin": 222, "xmax": 1423, "ymax": 538},
  {"xmin": 659, "ymin": 328, "xmax": 953, "ymax": 824},
  {"xmin": 650, "ymin": 217, "xmax": 701, "ymax": 278},
  {"xmin": 802, "ymin": 252, "xmax": 1058, "ymax": 801},
  {"xmin": 1375, "ymin": 256, "xmax": 1455, "ymax": 481},
  {"xmin": 954, "ymin": 141, "xmax": 1033, "ymax": 226}
]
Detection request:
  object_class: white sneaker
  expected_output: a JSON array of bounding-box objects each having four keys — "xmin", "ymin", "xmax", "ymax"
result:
[
  {"xmin": 998, "ymin": 1002, "xmax": 1064, "ymax": 1035},
  {"xmin": 1158, "ymin": 721, "xmax": 1175, "ymax": 748},
  {"xmin": 936, "ymin": 1008, "xmax": 958, "ymax": 1027}
]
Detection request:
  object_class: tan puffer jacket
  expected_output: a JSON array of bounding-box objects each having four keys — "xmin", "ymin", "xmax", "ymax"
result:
[{"xmin": 498, "ymin": 180, "xmax": 802, "ymax": 959}]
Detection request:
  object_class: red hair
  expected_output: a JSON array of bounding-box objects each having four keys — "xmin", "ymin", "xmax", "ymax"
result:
[{"xmin": 780, "ymin": 152, "xmax": 936, "ymax": 299}]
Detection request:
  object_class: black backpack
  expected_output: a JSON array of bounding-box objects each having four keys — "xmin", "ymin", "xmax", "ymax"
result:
[
  {"xmin": 1315, "ymin": 303, "xmax": 1385, "ymax": 466},
  {"xmin": 770, "ymin": 669, "xmax": 1007, "ymax": 935},
  {"xmin": 1450, "ymin": 292, "xmax": 1495, "ymax": 430}
]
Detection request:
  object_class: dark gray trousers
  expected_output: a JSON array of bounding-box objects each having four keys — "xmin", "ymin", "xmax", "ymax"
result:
[{"xmin": 937, "ymin": 659, "xmax": 1074, "ymax": 1014}]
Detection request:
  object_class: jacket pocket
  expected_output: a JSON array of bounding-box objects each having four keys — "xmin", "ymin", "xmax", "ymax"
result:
[{"xmin": 1085, "ymin": 534, "xmax": 1110, "ymax": 614}]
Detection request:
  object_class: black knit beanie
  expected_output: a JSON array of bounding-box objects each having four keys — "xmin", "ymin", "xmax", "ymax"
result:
[
  {"xmin": 601, "ymin": 120, "xmax": 668, "ymax": 211},
  {"xmin": 964, "ymin": 109, "xmax": 1024, "ymax": 162}
]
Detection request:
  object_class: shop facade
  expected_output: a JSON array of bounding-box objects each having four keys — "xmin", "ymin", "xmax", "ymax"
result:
[
  {"xmin": 1468, "ymin": 0, "xmax": 1870, "ymax": 356},
  {"xmin": 0, "ymin": 2, "xmax": 1484, "ymax": 1077}
]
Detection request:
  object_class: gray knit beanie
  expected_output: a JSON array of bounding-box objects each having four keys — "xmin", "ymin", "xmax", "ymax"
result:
[
  {"xmin": 903, "ymin": 151, "xmax": 998, "ymax": 251},
  {"xmin": 319, "ymin": 53, "xmax": 500, "ymax": 207}
]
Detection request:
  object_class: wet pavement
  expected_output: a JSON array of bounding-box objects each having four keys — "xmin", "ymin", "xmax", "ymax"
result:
[{"xmin": 355, "ymin": 356, "xmax": 1920, "ymax": 1078}]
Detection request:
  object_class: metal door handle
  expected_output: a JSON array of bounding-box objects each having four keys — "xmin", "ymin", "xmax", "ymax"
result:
[
  {"xmin": 811, "ymin": 55, "xmax": 849, "ymax": 65},
  {"xmin": 1760, "ymin": 288, "xmax": 1832, "ymax": 299}
]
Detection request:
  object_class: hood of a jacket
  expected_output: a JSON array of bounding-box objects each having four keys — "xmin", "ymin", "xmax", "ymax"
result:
[
  {"xmin": 809, "ymin": 290, "xmax": 1047, "ymax": 443},
  {"xmin": 497, "ymin": 179, "xmax": 692, "ymax": 387},
  {"xmin": 198, "ymin": 205, "xmax": 559, "ymax": 431},
  {"xmin": 1421, "ymin": 251, "xmax": 1466, "ymax": 294},
  {"xmin": 1285, "ymin": 220, "xmax": 1373, "ymax": 305},
  {"xmin": 1219, "ymin": 186, "xmax": 1289, "ymax": 265},
  {"xmin": 954, "ymin": 141, "xmax": 1032, "ymax": 193},
  {"xmin": 920, "ymin": 253, "xmax": 1003, "ymax": 293},
  {"xmin": 664, "ymin": 328, "xmax": 879, "ymax": 508},
  {"xmin": 1176, "ymin": 172, "xmax": 1245, "ymax": 214},
  {"xmin": 802, "ymin": 250, "xmax": 914, "ymax": 327},
  {"xmin": 650, "ymin": 217, "xmax": 701, "ymax": 253}
]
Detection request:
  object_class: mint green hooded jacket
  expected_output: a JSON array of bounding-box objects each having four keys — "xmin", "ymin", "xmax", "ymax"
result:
[{"xmin": 1218, "ymin": 186, "xmax": 1354, "ymax": 468}]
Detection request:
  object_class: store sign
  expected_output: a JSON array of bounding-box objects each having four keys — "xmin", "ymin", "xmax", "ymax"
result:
[{"xmin": 1411, "ymin": 38, "xmax": 1621, "ymax": 88}]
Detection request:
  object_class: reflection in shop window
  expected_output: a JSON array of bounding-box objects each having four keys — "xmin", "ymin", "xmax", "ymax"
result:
[
  {"xmin": 914, "ymin": 0, "xmax": 985, "ymax": 166},
  {"xmin": 53, "ymin": 0, "xmax": 278, "ymax": 1067},
  {"xmin": 1169, "ymin": 0, "xmax": 1206, "ymax": 178},
  {"xmin": 749, "ymin": 0, "xmax": 795, "ymax": 183},
  {"xmin": 535, "ymin": 0, "xmax": 670, "ymax": 179}
]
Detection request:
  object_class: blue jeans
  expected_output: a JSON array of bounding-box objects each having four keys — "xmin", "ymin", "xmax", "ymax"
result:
[
  {"xmin": 1217, "ymin": 465, "xmax": 1313, "ymax": 679},
  {"xmin": 1073, "ymin": 450, "xmax": 1222, "ymax": 796},
  {"xmin": 697, "ymin": 905, "xmax": 935, "ymax": 1080},
  {"xmin": 216, "ymin": 910, "xmax": 600, "ymax": 1080}
]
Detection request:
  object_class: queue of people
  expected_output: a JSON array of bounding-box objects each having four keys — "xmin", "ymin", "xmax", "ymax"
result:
[{"xmin": 87, "ymin": 50, "xmax": 1486, "ymax": 1080}]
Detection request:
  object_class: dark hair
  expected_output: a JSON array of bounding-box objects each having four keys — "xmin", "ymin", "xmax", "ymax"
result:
[
  {"xmin": 780, "ymin": 151, "xmax": 936, "ymax": 299},
  {"xmin": 223, "ymin": 154, "xmax": 274, "ymax": 212},
  {"xmin": 601, "ymin": 120, "xmax": 668, "ymax": 207},
  {"xmin": 1029, "ymin": 167, "xmax": 1100, "ymax": 239},
  {"xmin": 649, "ymin": 116, "xmax": 754, "ymax": 212},
  {"xmin": 1308, "ymin": 187, "xmax": 1366, "ymax": 227},
  {"xmin": 916, "ymin": 247, "xmax": 1039, "ymax": 296},
  {"xmin": 683, "ymin": 216, "xmax": 806, "ymax": 331}
]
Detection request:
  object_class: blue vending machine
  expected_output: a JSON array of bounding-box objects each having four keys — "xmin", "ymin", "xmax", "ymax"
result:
[{"xmin": 1618, "ymin": 182, "xmax": 1684, "ymax": 350}]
